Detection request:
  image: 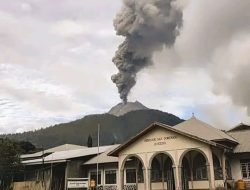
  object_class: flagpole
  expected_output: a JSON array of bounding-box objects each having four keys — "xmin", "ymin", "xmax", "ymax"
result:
[{"xmin": 96, "ymin": 124, "xmax": 100, "ymax": 189}]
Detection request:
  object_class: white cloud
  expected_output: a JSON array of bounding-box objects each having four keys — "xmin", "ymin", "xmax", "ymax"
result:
[{"xmin": 51, "ymin": 19, "xmax": 89, "ymax": 37}]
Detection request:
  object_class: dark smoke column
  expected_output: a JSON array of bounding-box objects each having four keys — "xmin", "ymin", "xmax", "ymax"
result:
[{"xmin": 111, "ymin": 0, "xmax": 183, "ymax": 104}]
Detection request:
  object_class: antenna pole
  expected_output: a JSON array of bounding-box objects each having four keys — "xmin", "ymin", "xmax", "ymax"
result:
[{"xmin": 96, "ymin": 124, "xmax": 100, "ymax": 189}]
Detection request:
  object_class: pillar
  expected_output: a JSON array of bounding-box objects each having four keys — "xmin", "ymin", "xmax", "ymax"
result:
[
  {"xmin": 144, "ymin": 167, "xmax": 151, "ymax": 190},
  {"xmin": 64, "ymin": 162, "xmax": 68, "ymax": 190},
  {"xmin": 207, "ymin": 163, "xmax": 215, "ymax": 190},
  {"xmin": 222, "ymin": 151, "xmax": 227, "ymax": 189},
  {"xmin": 118, "ymin": 169, "xmax": 124, "ymax": 190},
  {"xmin": 173, "ymin": 165, "xmax": 181, "ymax": 190},
  {"xmin": 177, "ymin": 165, "xmax": 183, "ymax": 190},
  {"xmin": 206, "ymin": 148, "xmax": 215, "ymax": 190}
]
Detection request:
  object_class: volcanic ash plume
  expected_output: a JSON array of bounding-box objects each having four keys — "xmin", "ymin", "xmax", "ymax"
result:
[{"xmin": 111, "ymin": 0, "xmax": 183, "ymax": 103}]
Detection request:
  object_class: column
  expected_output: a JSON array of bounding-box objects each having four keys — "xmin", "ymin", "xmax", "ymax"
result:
[
  {"xmin": 222, "ymin": 151, "xmax": 227, "ymax": 189},
  {"xmin": 144, "ymin": 167, "xmax": 151, "ymax": 190},
  {"xmin": 172, "ymin": 165, "xmax": 180, "ymax": 190},
  {"xmin": 206, "ymin": 148, "xmax": 215, "ymax": 190},
  {"xmin": 177, "ymin": 166, "xmax": 183, "ymax": 190},
  {"xmin": 64, "ymin": 162, "xmax": 68, "ymax": 190},
  {"xmin": 207, "ymin": 163, "xmax": 215, "ymax": 190},
  {"xmin": 118, "ymin": 169, "xmax": 124, "ymax": 190}
]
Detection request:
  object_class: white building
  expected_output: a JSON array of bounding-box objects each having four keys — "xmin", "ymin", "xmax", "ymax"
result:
[{"xmin": 16, "ymin": 116, "xmax": 250, "ymax": 190}]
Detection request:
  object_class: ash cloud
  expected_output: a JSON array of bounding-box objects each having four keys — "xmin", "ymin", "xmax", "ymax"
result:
[
  {"xmin": 111, "ymin": 0, "xmax": 183, "ymax": 103},
  {"xmin": 154, "ymin": 0, "xmax": 250, "ymax": 120}
]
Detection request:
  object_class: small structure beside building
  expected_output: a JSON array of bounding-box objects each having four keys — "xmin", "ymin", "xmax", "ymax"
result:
[{"xmin": 14, "ymin": 117, "xmax": 250, "ymax": 190}]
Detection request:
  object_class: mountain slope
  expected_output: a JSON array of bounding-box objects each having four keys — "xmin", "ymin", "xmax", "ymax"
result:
[{"xmin": 4, "ymin": 109, "xmax": 183, "ymax": 149}]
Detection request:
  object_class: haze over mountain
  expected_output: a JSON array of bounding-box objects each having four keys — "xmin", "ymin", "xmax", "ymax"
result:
[{"xmin": 3, "ymin": 102, "xmax": 183, "ymax": 149}]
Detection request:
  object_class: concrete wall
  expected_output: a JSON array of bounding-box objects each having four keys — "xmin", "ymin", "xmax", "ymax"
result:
[
  {"xmin": 151, "ymin": 182, "xmax": 167, "ymax": 190},
  {"xmin": 231, "ymin": 158, "xmax": 241, "ymax": 180},
  {"xmin": 13, "ymin": 181, "xmax": 48, "ymax": 190},
  {"xmin": 188, "ymin": 180, "xmax": 209, "ymax": 189}
]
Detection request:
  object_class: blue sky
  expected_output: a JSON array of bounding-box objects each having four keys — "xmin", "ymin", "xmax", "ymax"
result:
[{"xmin": 0, "ymin": 0, "xmax": 250, "ymax": 133}]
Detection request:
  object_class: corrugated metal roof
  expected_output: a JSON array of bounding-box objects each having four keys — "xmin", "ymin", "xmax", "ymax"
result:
[
  {"xmin": 21, "ymin": 144, "xmax": 87, "ymax": 159},
  {"xmin": 228, "ymin": 131, "xmax": 250, "ymax": 153},
  {"xmin": 84, "ymin": 145, "xmax": 120, "ymax": 165},
  {"xmin": 175, "ymin": 117, "xmax": 238, "ymax": 143},
  {"xmin": 22, "ymin": 145, "xmax": 113, "ymax": 165}
]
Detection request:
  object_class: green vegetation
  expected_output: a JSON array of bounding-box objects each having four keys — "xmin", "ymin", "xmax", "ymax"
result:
[
  {"xmin": 0, "ymin": 139, "xmax": 37, "ymax": 189},
  {"xmin": 2, "ymin": 109, "xmax": 183, "ymax": 149},
  {"xmin": 0, "ymin": 139, "xmax": 21, "ymax": 189}
]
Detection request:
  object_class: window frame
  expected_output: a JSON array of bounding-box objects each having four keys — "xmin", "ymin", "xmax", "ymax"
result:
[
  {"xmin": 240, "ymin": 159, "xmax": 250, "ymax": 179},
  {"xmin": 125, "ymin": 168, "xmax": 137, "ymax": 184},
  {"xmin": 104, "ymin": 169, "xmax": 117, "ymax": 185}
]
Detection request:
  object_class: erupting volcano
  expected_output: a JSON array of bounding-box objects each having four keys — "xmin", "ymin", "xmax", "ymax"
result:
[{"xmin": 111, "ymin": 0, "xmax": 183, "ymax": 104}]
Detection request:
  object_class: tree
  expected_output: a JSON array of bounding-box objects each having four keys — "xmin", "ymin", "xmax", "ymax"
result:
[
  {"xmin": 0, "ymin": 138, "xmax": 22, "ymax": 190},
  {"xmin": 19, "ymin": 141, "xmax": 36, "ymax": 154},
  {"xmin": 87, "ymin": 134, "xmax": 93, "ymax": 147}
]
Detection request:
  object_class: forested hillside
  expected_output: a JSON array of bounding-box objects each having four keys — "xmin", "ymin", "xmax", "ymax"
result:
[{"xmin": 3, "ymin": 109, "xmax": 183, "ymax": 149}]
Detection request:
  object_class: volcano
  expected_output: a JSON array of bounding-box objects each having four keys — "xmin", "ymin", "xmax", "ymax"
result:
[{"xmin": 108, "ymin": 101, "xmax": 148, "ymax": 116}]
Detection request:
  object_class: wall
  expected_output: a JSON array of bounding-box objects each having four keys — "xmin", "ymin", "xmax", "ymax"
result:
[
  {"xmin": 231, "ymin": 158, "xmax": 241, "ymax": 180},
  {"xmin": 188, "ymin": 181, "xmax": 209, "ymax": 189},
  {"xmin": 13, "ymin": 181, "xmax": 47, "ymax": 190}
]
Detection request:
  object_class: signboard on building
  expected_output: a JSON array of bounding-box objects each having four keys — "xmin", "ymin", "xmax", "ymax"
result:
[
  {"xmin": 67, "ymin": 178, "xmax": 88, "ymax": 189},
  {"xmin": 144, "ymin": 135, "xmax": 177, "ymax": 146}
]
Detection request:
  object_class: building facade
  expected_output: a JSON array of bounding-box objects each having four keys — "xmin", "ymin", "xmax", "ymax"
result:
[{"xmin": 15, "ymin": 117, "xmax": 250, "ymax": 190}]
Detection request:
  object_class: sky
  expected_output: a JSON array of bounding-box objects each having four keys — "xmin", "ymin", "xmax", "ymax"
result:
[{"xmin": 0, "ymin": 0, "xmax": 250, "ymax": 134}]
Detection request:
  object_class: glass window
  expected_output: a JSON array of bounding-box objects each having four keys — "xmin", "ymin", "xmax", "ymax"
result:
[
  {"xmin": 151, "ymin": 159, "xmax": 161, "ymax": 182},
  {"xmin": 105, "ymin": 170, "xmax": 116, "ymax": 184},
  {"xmin": 196, "ymin": 167, "xmax": 207, "ymax": 180},
  {"xmin": 126, "ymin": 169, "xmax": 136, "ymax": 183},
  {"xmin": 240, "ymin": 159, "xmax": 250, "ymax": 179},
  {"xmin": 193, "ymin": 153, "xmax": 207, "ymax": 180},
  {"xmin": 137, "ymin": 162, "xmax": 144, "ymax": 183},
  {"xmin": 90, "ymin": 171, "xmax": 101, "ymax": 185}
]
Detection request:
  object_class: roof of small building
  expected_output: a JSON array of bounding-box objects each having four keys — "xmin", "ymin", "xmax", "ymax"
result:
[
  {"xmin": 175, "ymin": 116, "xmax": 238, "ymax": 143},
  {"xmin": 21, "ymin": 144, "xmax": 87, "ymax": 159},
  {"xmin": 227, "ymin": 123, "xmax": 250, "ymax": 132},
  {"xmin": 83, "ymin": 144, "xmax": 120, "ymax": 165},
  {"xmin": 22, "ymin": 145, "xmax": 113, "ymax": 165},
  {"xmin": 228, "ymin": 130, "xmax": 250, "ymax": 153}
]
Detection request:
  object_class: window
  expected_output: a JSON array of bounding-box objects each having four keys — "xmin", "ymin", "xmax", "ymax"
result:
[
  {"xmin": 240, "ymin": 159, "xmax": 250, "ymax": 179},
  {"xmin": 126, "ymin": 169, "xmax": 136, "ymax": 183},
  {"xmin": 90, "ymin": 171, "xmax": 101, "ymax": 185},
  {"xmin": 193, "ymin": 153, "xmax": 207, "ymax": 180},
  {"xmin": 137, "ymin": 162, "xmax": 144, "ymax": 183},
  {"xmin": 151, "ymin": 159, "xmax": 161, "ymax": 182},
  {"xmin": 105, "ymin": 170, "xmax": 116, "ymax": 185},
  {"xmin": 196, "ymin": 167, "xmax": 207, "ymax": 180}
]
